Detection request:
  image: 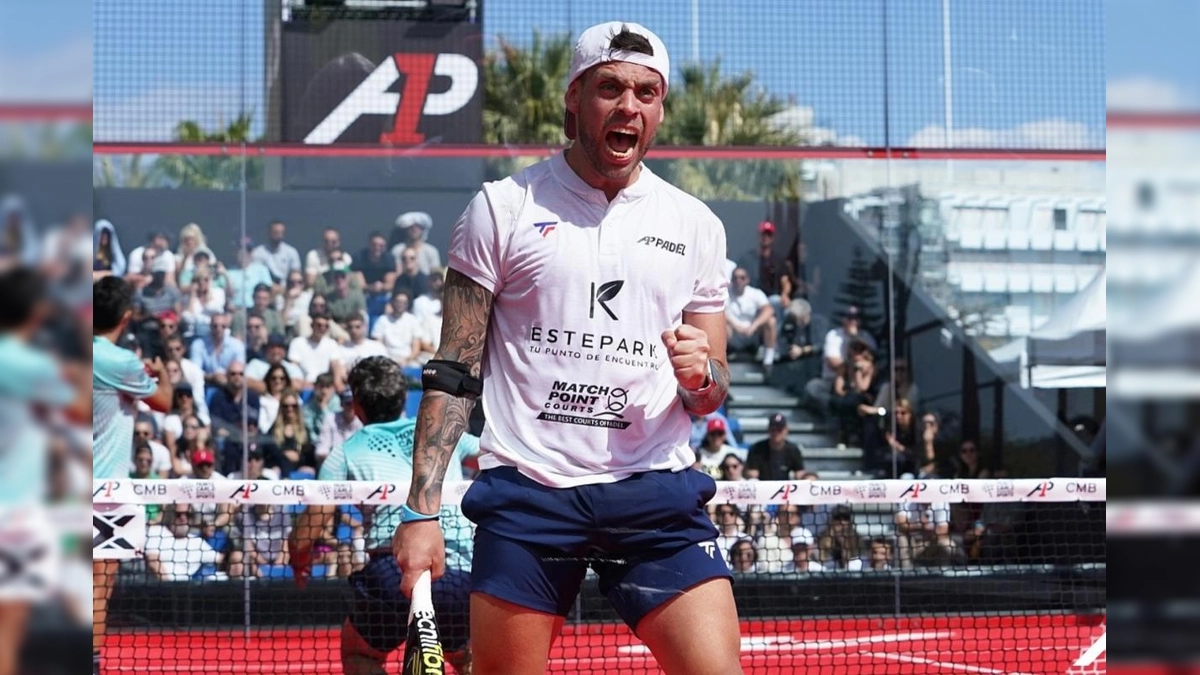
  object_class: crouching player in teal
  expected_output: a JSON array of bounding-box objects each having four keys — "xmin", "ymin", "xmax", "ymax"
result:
[{"xmin": 289, "ymin": 356, "xmax": 477, "ymax": 674}]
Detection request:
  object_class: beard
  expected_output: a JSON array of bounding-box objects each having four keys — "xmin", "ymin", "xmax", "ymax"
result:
[{"xmin": 575, "ymin": 114, "xmax": 654, "ymax": 182}]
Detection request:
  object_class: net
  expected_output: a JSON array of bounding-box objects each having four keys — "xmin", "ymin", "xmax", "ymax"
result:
[{"xmin": 93, "ymin": 477, "xmax": 1106, "ymax": 674}]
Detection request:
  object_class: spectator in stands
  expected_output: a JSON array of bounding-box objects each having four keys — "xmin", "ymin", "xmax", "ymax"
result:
[
  {"xmin": 256, "ymin": 363, "xmax": 292, "ymax": 431},
  {"xmin": 875, "ymin": 357, "xmax": 919, "ymax": 416},
  {"xmin": 135, "ymin": 257, "xmax": 182, "ymax": 318},
  {"xmin": 92, "ymin": 219, "xmax": 126, "ymax": 278},
  {"xmin": 412, "ymin": 264, "xmax": 443, "ymax": 316},
  {"xmin": 945, "ymin": 439, "xmax": 990, "ymax": 480},
  {"xmin": 390, "ymin": 211, "xmax": 442, "ymax": 275},
  {"xmin": 726, "ymin": 266, "xmax": 777, "ymax": 372},
  {"xmin": 391, "ymin": 245, "xmax": 430, "ymax": 302},
  {"xmin": 834, "ymin": 345, "xmax": 880, "ymax": 452},
  {"xmin": 316, "ymin": 389, "xmax": 363, "ymax": 464},
  {"xmin": 694, "ymin": 417, "xmax": 746, "ymax": 479},
  {"xmin": 225, "ymin": 239, "xmax": 274, "ymax": 310},
  {"xmin": 130, "ymin": 443, "xmax": 164, "ymax": 526},
  {"xmin": 688, "ymin": 410, "xmax": 738, "ymax": 449},
  {"xmin": 918, "ymin": 412, "xmax": 944, "ymax": 478},
  {"xmin": 127, "ymin": 231, "xmax": 177, "ymax": 281},
  {"xmin": 252, "ymin": 220, "xmax": 302, "ymax": 286},
  {"xmin": 182, "ymin": 269, "xmax": 226, "ymax": 336},
  {"xmin": 781, "ymin": 529, "xmax": 824, "ymax": 573},
  {"xmin": 294, "ymin": 294, "xmax": 349, "ymax": 343},
  {"xmin": 718, "ymin": 454, "xmax": 746, "ymax": 482},
  {"xmin": 161, "ymin": 384, "xmax": 206, "ymax": 458},
  {"xmin": 754, "ymin": 513, "xmax": 793, "ymax": 572},
  {"xmin": 777, "ymin": 298, "xmax": 821, "ymax": 364},
  {"xmin": 881, "ymin": 398, "xmax": 921, "ymax": 478},
  {"xmin": 728, "ymin": 539, "xmax": 764, "ymax": 573},
  {"xmin": 269, "ymin": 390, "xmax": 315, "ymax": 476},
  {"xmin": 175, "ymin": 223, "xmax": 209, "ymax": 280},
  {"xmin": 735, "ymin": 220, "xmax": 796, "ymax": 314},
  {"xmin": 133, "ymin": 417, "xmax": 172, "ymax": 478},
  {"xmin": 189, "ymin": 312, "xmax": 246, "ymax": 387},
  {"xmin": 289, "ymin": 309, "xmax": 342, "ymax": 386},
  {"xmin": 712, "ymin": 505, "xmax": 747, "ymax": 563},
  {"xmin": 323, "ymin": 269, "xmax": 367, "ymax": 326},
  {"xmin": 169, "ymin": 415, "xmax": 210, "ymax": 477},
  {"xmin": 745, "ymin": 413, "xmax": 806, "ymax": 480},
  {"xmin": 246, "ymin": 334, "xmax": 306, "ymax": 395},
  {"xmin": 186, "ymin": 450, "xmax": 234, "ymax": 553},
  {"xmin": 144, "ymin": 503, "xmax": 225, "ymax": 582},
  {"xmin": 281, "ymin": 269, "xmax": 311, "ymax": 335},
  {"xmin": 233, "ymin": 284, "xmax": 285, "ymax": 338},
  {"xmin": 227, "ymin": 447, "xmax": 279, "ymax": 481},
  {"xmin": 371, "ymin": 290, "xmax": 426, "ymax": 367},
  {"xmin": 305, "ymin": 228, "xmax": 353, "ymax": 287},
  {"xmin": 817, "ymin": 505, "xmax": 863, "ymax": 570},
  {"xmin": 241, "ymin": 310, "xmax": 270, "ymax": 363},
  {"xmin": 894, "ymin": 501, "xmax": 952, "ymax": 570},
  {"xmin": 805, "ymin": 305, "xmax": 877, "ymax": 417},
  {"xmin": 208, "ymin": 361, "xmax": 261, "ymax": 442},
  {"xmin": 354, "ymin": 231, "xmax": 397, "ymax": 322},
  {"xmin": 303, "ymin": 373, "xmax": 341, "ymax": 440},
  {"xmin": 338, "ymin": 314, "xmax": 388, "ymax": 374},
  {"xmin": 229, "ymin": 502, "xmax": 293, "ymax": 579},
  {"xmin": 867, "ymin": 537, "xmax": 894, "ymax": 571},
  {"xmin": 124, "ymin": 247, "xmax": 158, "ymax": 289}
]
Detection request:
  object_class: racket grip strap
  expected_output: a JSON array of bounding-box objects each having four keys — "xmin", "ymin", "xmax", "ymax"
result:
[{"xmin": 401, "ymin": 504, "xmax": 440, "ymax": 523}]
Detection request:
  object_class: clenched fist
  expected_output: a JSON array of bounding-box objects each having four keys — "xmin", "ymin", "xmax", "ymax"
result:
[{"xmin": 662, "ymin": 325, "xmax": 711, "ymax": 391}]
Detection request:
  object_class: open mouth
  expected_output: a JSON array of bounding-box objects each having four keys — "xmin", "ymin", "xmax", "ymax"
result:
[{"xmin": 604, "ymin": 130, "xmax": 639, "ymax": 160}]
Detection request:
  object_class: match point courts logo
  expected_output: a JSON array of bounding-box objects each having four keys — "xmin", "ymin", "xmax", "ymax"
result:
[{"xmin": 537, "ymin": 380, "xmax": 630, "ymax": 430}]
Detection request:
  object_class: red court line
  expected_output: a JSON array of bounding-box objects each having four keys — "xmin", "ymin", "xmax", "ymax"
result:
[
  {"xmin": 90, "ymin": 141, "xmax": 1105, "ymax": 162},
  {"xmin": 106, "ymin": 614, "xmax": 1105, "ymax": 674}
]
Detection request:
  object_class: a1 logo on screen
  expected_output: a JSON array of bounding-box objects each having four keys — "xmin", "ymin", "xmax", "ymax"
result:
[{"xmin": 305, "ymin": 53, "xmax": 479, "ymax": 145}]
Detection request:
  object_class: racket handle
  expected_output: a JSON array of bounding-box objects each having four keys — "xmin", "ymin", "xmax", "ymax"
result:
[{"xmin": 408, "ymin": 569, "xmax": 434, "ymax": 620}]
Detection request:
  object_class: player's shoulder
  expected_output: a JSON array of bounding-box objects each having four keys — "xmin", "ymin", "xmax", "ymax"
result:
[
  {"xmin": 643, "ymin": 168, "xmax": 725, "ymax": 230},
  {"xmin": 476, "ymin": 156, "xmax": 559, "ymax": 220}
]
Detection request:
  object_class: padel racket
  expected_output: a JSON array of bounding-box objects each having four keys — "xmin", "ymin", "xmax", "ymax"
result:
[{"xmin": 402, "ymin": 570, "xmax": 446, "ymax": 675}]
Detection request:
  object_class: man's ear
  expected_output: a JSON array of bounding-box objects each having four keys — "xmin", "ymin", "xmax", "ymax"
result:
[{"xmin": 564, "ymin": 82, "xmax": 580, "ymax": 140}]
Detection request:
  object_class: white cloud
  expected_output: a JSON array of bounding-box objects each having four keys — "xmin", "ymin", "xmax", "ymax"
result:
[
  {"xmin": 906, "ymin": 119, "xmax": 1100, "ymax": 149},
  {"xmin": 0, "ymin": 38, "xmax": 92, "ymax": 103},
  {"xmin": 1107, "ymin": 77, "xmax": 1199, "ymax": 112},
  {"xmin": 93, "ymin": 86, "xmax": 251, "ymax": 142}
]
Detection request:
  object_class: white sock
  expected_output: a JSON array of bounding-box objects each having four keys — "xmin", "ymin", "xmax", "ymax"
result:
[{"xmin": 764, "ymin": 348, "xmax": 776, "ymax": 366}]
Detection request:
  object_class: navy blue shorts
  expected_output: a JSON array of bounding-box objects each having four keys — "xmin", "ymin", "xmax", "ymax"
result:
[
  {"xmin": 347, "ymin": 553, "xmax": 472, "ymax": 654},
  {"xmin": 460, "ymin": 466, "xmax": 731, "ymax": 630}
]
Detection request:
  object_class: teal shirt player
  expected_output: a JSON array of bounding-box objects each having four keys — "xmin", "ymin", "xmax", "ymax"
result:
[
  {"xmin": 318, "ymin": 417, "xmax": 480, "ymax": 570},
  {"xmin": 0, "ymin": 336, "xmax": 74, "ymax": 504},
  {"xmin": 93, "ymin": 336, "xmax": 158, "ymax": 479}
]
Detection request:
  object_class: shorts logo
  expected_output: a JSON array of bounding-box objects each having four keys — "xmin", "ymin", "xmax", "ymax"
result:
[
  {"xmin": 537, "ymin": 380, "xmax": 631, "ymax": 429},
  {"xmin": 533, "ymin": 221, "xmax": 557, "ymax": 237},
  {"xmin": 589, "ymin": 280, "xmax": 623, "ymax": 320},
  {"xmin": 699, "ymin": 541, "xmax": 717, "ymax": 559}
]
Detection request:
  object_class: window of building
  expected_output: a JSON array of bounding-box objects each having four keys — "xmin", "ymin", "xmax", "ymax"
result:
[{"xmin": 1053, "ymin": 208, "xmax": 1068, "ymax": 231}]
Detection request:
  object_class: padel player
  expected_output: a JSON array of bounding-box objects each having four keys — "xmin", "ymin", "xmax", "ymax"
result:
[
  {"xmin": 92, "ymin": 277, "xmax": 174, "ymax": 675},
  {"xmin": 392, "ymin": 21, "xmax": 744, "ymax": 675},
  {"xmin": 289, "ymin": 356, "xmax": 476, "ymax": 675}
]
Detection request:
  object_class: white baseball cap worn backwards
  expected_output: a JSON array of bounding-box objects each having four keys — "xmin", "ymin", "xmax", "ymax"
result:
[{"xmin": 564, "ymin": 22, "xmax": 671, "ymax": 140}]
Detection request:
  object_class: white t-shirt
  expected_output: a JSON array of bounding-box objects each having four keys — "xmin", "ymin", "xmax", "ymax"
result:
[
  {"xmin": 448, "ymin": 152, "xmax": 728, "ymax": 488},
  {"xmin": 288, "ymin": 335, "xmax": 342, "ymax": 384},
  {"xmin": 371, "ymin": 312, "xmax": 427, "ymax": 363},
  {"xmin": 726, "ymin": 285, "xmax": 770, "ymax": 328},
  {"xmin": 145, "ymin": 527, "xmax": 221, "ymax": 581},
  {"xmin": 821, "ymin": 327, "xmax": 878, "ymax": 379},
  {"xmin": 339, "ymin": 338, "xmax": 389, "ymax": 371}
]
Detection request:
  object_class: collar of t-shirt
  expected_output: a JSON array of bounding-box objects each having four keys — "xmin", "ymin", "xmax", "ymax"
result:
[{"xmin": 549, "ymin": 151, "xmax": 656, "ymax": 204}]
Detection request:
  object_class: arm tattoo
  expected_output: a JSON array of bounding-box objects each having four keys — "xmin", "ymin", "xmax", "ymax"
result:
[
  {"xmin": 678, "ymin": 359, "xmax": 730, "ymax": 416},
  {"xmin": 407, "ymin": 269, "xmax": 493, "ymax": 514}
]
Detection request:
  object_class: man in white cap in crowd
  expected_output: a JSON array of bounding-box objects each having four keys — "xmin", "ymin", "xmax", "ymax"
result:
[
  {"xmin": 390, "ymin": 210, "xmax": 442, "ymax": 275},
  {"xmin": 392, "ymin": 20, "xmax": 744, "ymax": 675}
]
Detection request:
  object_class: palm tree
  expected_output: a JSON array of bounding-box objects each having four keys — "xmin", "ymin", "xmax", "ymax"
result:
[
  {"xmin": 153, "ymin": 113, "xmax": 263, "ymax": 190},
  {"xmin": 482, "ymin": 31, "xmax": 573, "ymax": 178},
  {"xmin": 655, "ymin": 61, "xmax": 807, "ymax": 201}
]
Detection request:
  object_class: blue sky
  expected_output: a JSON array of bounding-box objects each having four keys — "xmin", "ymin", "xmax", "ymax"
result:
[{"xmin": 14, "ymin": 0, "xmax": 1166, "ymax": 146}]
